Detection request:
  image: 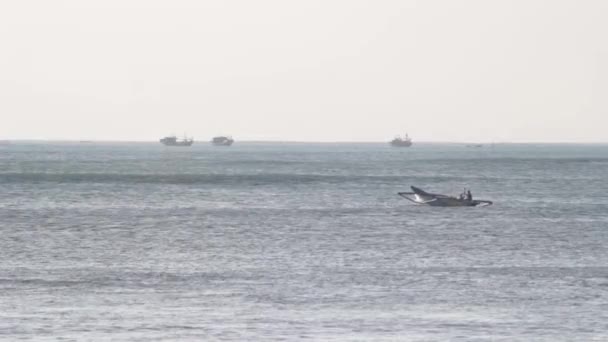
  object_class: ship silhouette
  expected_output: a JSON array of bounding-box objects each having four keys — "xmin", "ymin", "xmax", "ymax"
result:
[
  {"xmin": 160, "ymin": 135, "xmax": 194, "ymax": 146},
  {"xmin": 390, "ymin": 133, "xmax": 413, "ymax": 147},
  {"xmin": 211, "ymin": 136, "xmax": 234, "ymax": 146}
]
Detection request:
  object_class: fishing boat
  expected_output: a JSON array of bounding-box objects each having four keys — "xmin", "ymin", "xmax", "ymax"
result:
[
  {"xmin": 160, "ymin": 135, "xmax": 194, "ymax": 146},
  {"xmin": 211, "ymin": 136, "xmax": 234, "ymax": 146},
  {"xmin": 390, "ymin": 133, "xmax": 413, "ymax": 147},
  {"xmin": 398, "ymin": 186, "xmax": 493, "ymax": 207}
]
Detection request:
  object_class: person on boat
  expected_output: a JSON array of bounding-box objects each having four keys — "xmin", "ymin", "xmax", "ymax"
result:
[
  {"xmin": 459, "ymin": 188, "xmax": 467, "ymax": 200},
  {"xmin": 466, "ymin": 190, "xmax": 473, "ymax": 201}
]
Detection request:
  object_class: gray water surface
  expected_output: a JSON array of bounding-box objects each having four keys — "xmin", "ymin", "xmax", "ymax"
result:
[{"xmin": 1, "ymin": 142, "xmax": 607, "ymax": 341}]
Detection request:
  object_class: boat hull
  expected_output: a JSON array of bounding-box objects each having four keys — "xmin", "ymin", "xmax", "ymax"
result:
[
  {"xmin": 161, "ymin": 141, "xmax": 194, "ymax": 146},
  {"xmin": 390, "ymin": 140, "xmax": 412, "ymax": 147},
  {"xmin": 212, "ymin": 141, "xmax": 233, "ymax": 146}
]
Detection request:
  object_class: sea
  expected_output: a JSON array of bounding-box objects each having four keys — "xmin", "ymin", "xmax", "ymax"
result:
[{"xmin": 1, "ymin": 142, "xmax": 607, "ymax": 341}]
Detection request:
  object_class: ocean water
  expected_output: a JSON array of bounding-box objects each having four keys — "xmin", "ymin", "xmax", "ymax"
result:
[{"xmin": 1, "ymin": 142, "xmax": 607, "ymax": 341}]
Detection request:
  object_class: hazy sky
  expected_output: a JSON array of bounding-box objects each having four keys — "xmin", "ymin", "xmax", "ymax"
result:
[{"xmin": 1, "ymin": 0, "xmax": 606, "ymax": 142}]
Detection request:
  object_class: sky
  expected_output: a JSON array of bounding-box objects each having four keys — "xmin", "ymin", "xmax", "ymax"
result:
[{"xmin": 0, "ymin": 0, "xmax": 606, "ymax": 142}]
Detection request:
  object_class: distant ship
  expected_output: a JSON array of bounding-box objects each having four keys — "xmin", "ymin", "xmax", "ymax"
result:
[
  {"xmin": 160, "ymin": 135, "xmax": 194, "ymax": 146},
  {"xmin": 390, "ymin": 133, "xmax": 413, "ymax": 147},
  {"xmin": 211, "ymin": 136, "xmax": 234, "ymax": 146}
]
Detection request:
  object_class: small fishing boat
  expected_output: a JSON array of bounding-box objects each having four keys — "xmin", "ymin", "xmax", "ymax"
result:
[
  {"xmin": 390, "ymin": 133, "xmax": 413, "ymax": 147},
  {"xmin": 398, "ymin": 186, "xmax": 493, "ymax": 207},
  {"xmin": 160, "ymin": 135, "xmax": 194, "ymax": 146},
  {"xmin": 211, "ymin": 136, "xmax": 234, "ymax": 146}
]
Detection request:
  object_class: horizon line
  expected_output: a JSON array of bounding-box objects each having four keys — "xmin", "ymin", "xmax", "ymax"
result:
[{"xmin": 2, "ymin": 138, "xmax": 608, "ymax": 145}]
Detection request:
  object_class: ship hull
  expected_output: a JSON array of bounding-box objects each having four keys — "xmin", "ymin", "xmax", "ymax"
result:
[
  {"xmin": 390, "ymin": 141, "xmax": 412, "ymax": 147},
  {"xmin": 212, "ymin": 141, "xmax": 233, "ymax": 146},
  {"xmin": 161, "ymin": 141, "xmax": 194, "ymax": 146}
]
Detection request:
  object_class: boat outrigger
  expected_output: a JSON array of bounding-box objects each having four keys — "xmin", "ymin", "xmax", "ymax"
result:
[{"xmin": 398, "ymin": 186, "xmax": 493, "ymax": 207}]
